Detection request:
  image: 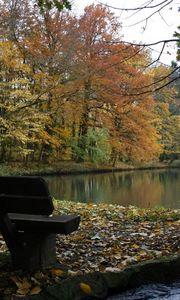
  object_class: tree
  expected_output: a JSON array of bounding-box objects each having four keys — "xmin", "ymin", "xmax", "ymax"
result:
[
  {"xmin": 0, "ymin": 41, "xmax": 51, "ymax": 162},
  {"xmin": 95, "ymin": 1, "xmax": 180, "ymax": 93},
  {"xmin": 174, "ymin": 26, "xmax": 180, "ymax": 61},
  {"xmin": 0, "ymin": 0, "xmax": 81, "ymax": 161},
  {"xmin": 1, "ymin": 2, "xmax": 177, "ymax": 164},
  {"xmin": 60, "ymin": 4, "xmax": 162, "ymax": 163},
  {"xmin": 150, "ymin": 64, "xmax": 180, "ymax": 158}
]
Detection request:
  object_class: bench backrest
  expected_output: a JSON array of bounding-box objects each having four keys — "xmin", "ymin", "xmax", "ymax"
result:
[{"xmin": 0, "ymin": 176, "xmax": 54, "ymax": 215}]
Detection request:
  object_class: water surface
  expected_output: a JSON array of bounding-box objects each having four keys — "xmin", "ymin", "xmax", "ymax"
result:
[
  {"xmin": 45, "ymin": 169, "xmax": 180, "ymax": 209},
  {"xmin": 107, "ymin": 281, "xmax": 180, "ymax": 299}
]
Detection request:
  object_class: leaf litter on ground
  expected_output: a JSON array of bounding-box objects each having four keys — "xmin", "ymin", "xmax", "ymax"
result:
[
  {"xmin": 54, "ymin": 201, "xmax": 180, "ymax": 273},
  {"xmin": 0, "ymin": 200, "xmax": 180, "ymax": 298}
]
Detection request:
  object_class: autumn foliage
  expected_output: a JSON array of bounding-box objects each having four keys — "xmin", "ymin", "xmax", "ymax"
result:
[{"xmin": 0, "ymin": 2, "xmax": 178, "ymax": 164}]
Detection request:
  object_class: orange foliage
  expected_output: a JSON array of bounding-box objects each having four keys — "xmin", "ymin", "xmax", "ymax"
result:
[{"xmin": 0, "ymin": 2, "xmax": 165, "ymax": 163}]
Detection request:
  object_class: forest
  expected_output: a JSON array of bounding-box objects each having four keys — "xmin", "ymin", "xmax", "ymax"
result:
[{"xmin": 0, "ymin": 1, "xmax": 180, "ymax": 165}]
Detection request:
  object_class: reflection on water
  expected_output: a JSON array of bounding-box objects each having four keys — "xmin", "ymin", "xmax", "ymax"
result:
[
  {"xmin": 45, "ymin": 169, "xmax": 180, "ymax": 209},
  {"xmin": 107, "ymin": 281, "xmax": 180, "ymax": 300}
]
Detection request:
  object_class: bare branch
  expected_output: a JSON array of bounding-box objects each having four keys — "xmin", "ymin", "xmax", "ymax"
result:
[
  {"xmin": 96, "ymin": 0, "xmax": 172, "ymax": 11},
  {"xmin": 122, "ymin": 0, "xmax": 173, "ymax": 27},
  {"xmin": 123, "ymin": 1, "xmax": 155, "ymax": 20},
  {"xmin": 144, "ymin": 41, "xmax": 166, "ymax": 67},
  {"xmin": 124, "ymin": 75, "xmax": 180, "ymax": 96},
  {"xmin": 107, "ymin": 38, "xmax": 179, "ymax": 47},
  {"xmin": 158, "ymin": 11, "xmax": 170, "ymax": 26},
  {"xmin": 103, "ymin": 38, "xmax": 179, "ymax": 66},
  {"xmin": 138, "ymin": 66, "xmax": 180, "ymax": 89}
]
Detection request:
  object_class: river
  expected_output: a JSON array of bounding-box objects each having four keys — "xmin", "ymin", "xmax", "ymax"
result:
[
  {"xmin": 45, "ymin": 168, "xmax": 180, "ymax": 209},
  {"xmin": 107, "ymin": 281, "xmax": 180, "ymax": 300}
]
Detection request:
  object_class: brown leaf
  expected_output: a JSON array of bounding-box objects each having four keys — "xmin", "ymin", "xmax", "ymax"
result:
[
  {"xmin": 49, "ymin": 269, "xmax": 65, "ymax": 277},
  {"xmin": 11, "ymin": 276, "xmax": 31, "ymax": 295},
  {"xmin": 29, "ymin": 285, "xmax": 42, "ymax": 295}
]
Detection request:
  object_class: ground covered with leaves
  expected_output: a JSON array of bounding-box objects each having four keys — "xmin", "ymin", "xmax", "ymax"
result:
[
  {"xmin": 0, "ymin": 201, "xmax": 180, "ymax": 299},
  {"xmin": 55, "ymin": 201, "xmax": 180, "ymax": 273}
]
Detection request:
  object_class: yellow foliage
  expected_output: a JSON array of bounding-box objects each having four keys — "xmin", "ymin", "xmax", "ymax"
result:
[{"xmin": 55, "ymin": 127, "xmax": 71, "ymax": 139}]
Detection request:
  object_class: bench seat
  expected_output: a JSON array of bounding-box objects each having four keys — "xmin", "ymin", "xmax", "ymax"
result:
[{"xmin": 9, "ymin": 213, "xmax": 80, "ymax": 234}]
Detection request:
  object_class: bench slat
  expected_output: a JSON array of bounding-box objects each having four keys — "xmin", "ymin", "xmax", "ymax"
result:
[
  {"xmin": 9, "ymin": 213, "xmax": 80, "ymax": 235},
  {"xmin": 0, "ymin": 194, "xmax": 53, "ymax": 215},
  {"xmin": 0, "ymin": 176, "xmax": 54, "ymax": 215},
  {"xmin": 0, "ymin": 176, "xmax": 50, "ymax": 196}
]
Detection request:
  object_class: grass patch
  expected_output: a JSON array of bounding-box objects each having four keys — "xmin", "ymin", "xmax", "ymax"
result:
[{"xmin": 0, "ymin": 160, "xmax": 172, "ymax": 176}]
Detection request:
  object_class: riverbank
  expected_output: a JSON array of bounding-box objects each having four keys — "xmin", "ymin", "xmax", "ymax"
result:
[
  {"xmin": 0, "ymin": 160, "xmax": 179, "ymax": 176},
  {"xmin": 1, "ymin": 201, "xmax": 180, "ymax": 299}
]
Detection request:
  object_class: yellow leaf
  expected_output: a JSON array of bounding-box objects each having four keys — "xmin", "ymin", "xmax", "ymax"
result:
[
  {"xmin": 87, "ymin": 203, "xmax": 94, "ymax": 208},
  {"xmin": 72, "ymin": 234, "xmax": 84, "ymax": 241},
  {"xmin": 49, "ymin": 269, "xmax": 65, "ymax": 277},
  {"xmin": 80, "ymin": 282, "xmax": 92, "ymax": 294},
  {"xmin": 131, "ymin": 244, "xmax": 139, "ymax": 249},
  {"xmin": 30, "ymin": 286, "xmax": 42, "ymax": 295}
]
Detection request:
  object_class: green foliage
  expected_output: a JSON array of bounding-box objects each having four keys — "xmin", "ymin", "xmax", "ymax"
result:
[
  {"xmin": 71, "ymin": 137, "xmax": 87, "ymax": 162},
  {"xmin": 174, "ymin": 26, "xmax": 180, "ymax": 61},
  {"xmin": 86, "ymin": 128, "xmax": 110, "ymax": 163},
  {"xmin": 71, "ymin": 128, "xmax": 110, "ymax": 163},
  {"xmin": 169, "ymin": 159, "xmax": 180, "ymax": 167},
  {"xmin": 37, "ymin": 0, "xmax": 71, "ymax": 12}
]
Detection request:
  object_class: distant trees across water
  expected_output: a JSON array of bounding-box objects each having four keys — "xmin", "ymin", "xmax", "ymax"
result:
[{"xmin": 0, "ymin": 3, "xmax": 179, "ymax": 165}]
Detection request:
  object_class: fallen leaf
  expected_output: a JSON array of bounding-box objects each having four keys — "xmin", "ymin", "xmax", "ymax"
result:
[
  {"xmin": 105, "ymin": 267, "xmax": 121, "ymax": 272},
  {"xmin": 68, "ymin": 270, "xmax": 83, "ymax": 276},
  {"xmin": 91, "ymin": 233, "xmax": 101, "ymax": 240},
  {"xmin": 49, "ymin": 269, "xmax": 65, "ymax": 277},
  {"xmin": 34, "ymin": 272, "xmax": 44, "ymax": 280},
  {"xmin": 80, "ymin": 282, "xmax": 92, "ymax": 294},
  {"xmin": 131, "ymin": 244, "xmax": 140, "ymax": 249},
  {"xmin": 29, "ymin": 285, "xmax": 42, "ymax": 295},
  {"xmin": 11, "ymin": 276, "xmax": 31, "ymax": 295}
]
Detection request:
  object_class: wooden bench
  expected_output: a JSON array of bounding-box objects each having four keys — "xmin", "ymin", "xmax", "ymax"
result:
[{"xmin": 0, "ymin": 176, "xmax": 80, "ymax": 271}]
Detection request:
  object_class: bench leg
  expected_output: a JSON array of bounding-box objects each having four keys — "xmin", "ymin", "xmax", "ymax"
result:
[{"xmin": 11, "ymin": 233, "xmax": 56, "ymax": 271}]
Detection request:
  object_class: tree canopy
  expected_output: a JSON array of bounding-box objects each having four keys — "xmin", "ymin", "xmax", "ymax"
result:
[{"xmin": 0, "ymin": 1, "xmax": 179, "ymax": 164}]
